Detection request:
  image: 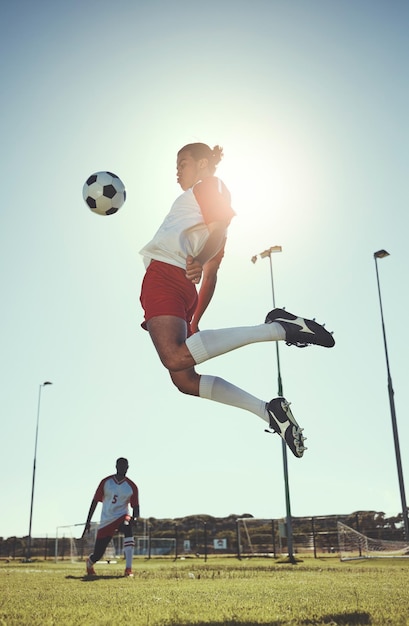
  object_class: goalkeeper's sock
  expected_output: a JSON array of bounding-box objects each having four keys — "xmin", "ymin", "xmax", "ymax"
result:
[
  {"xmin": 186, "ymin": 323, "xmax": 285, "ymax": 365},
  {"xmin": 199, "ymin": 375, "xmax": 269, "ymax": 424},
  {"xmin": 124, "ymin": 537, "xmax": 135, "ymax": 569}
]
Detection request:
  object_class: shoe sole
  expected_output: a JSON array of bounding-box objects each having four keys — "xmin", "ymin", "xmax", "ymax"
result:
[
  {"xmin": 267, "ymin": 397, "xmax": 307, "ymax": 458},
  {"xmin": 266, "ymin": 308, "xmax": 335, "ymax": 348}
]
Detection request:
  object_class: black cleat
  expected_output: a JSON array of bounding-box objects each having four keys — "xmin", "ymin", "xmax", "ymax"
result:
[
  {"xmin": 266, "ymin": 397, "xmax": 307, "ymax": 458},
  {"xmin": 266, "ymin": 308, "xmax": 335, "ymax": 348}
]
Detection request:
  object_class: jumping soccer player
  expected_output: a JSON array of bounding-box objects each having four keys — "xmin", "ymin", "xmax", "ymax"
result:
[
  {"xmin": 82, "ymin": 457, "xmax": 139, "ymax": 577},
  {"xmin": 139, "ymin": 142, "xmax": 334, "ymax": 459}
]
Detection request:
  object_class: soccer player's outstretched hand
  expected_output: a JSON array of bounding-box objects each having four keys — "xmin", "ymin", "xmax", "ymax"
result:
[{"xmin": 185, "ymin": 255, "xmax": 202, "ymax": 284}]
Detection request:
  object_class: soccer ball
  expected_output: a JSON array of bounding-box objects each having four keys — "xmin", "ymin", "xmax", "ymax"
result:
[{"xmin": 82, "ymin": 171, "xmax": 126, "ymax": 215}]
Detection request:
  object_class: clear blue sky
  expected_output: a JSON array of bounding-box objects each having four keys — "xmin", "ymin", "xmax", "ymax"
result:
[{"xmin": 1, "ymin": 0, "xmax": 408, "ymax": 539}]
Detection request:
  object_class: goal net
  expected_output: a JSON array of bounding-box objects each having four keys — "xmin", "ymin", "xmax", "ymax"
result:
[
  {"xmin": 55, "ymin": 523, "xmax": 116, "ymax": 563},
  {"xmin": 337, "ymin": 521, "xmax": 409, "ymax": 561},
  {"xmin": 135, "ymin": 536, "xmax": 176, "ymax": 557},
  {"xmin": 236, "ymin": 518, "xmax": 276, "ymax": 557}
]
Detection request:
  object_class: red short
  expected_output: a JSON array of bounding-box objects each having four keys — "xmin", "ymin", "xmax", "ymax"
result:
[
  {"xmin": 96, "ymin": 514, "xmax": 130, "ymax": 539},
  {"xmin": 140, "ymin": 260, "xmax": 198, "ymax": 333}
]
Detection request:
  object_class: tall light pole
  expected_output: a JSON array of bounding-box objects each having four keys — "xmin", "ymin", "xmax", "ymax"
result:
[
  {"xmin": 26, "ymin": 381, "xmax": 53, "ymax": 561},
  {"xmin": 373, "ymin": 250, "xmax": 409, "ymax": 541},
  {"xmin": 252, "ymin": 246, "xmax": 295, "ymax": 562}
]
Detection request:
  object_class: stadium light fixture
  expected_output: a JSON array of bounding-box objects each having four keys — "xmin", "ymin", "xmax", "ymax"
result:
[
  {"xmin": 373, "ymin": 251, "xmax": 409, "ymax": 541},
  {"xmin": 251, "ymin": 246, "xmax": 296, "ymax": 562},
  {"xmin": 26, "ymin": 381, "xmax": 53, "ymax": 561}
]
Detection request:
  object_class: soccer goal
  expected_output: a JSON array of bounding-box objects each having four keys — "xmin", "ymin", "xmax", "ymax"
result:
[
  {"xmin": 55, "ymin": 523, "xmax": 116, "ymax": 563},
  {"xmin": 236, "ymin": 518, "xmax": 276, "ymax": 558},
  {"xmin": 337, "ymin": 521, "xmax": 409, "ymax": 561},
  {"xmin": 135, "ymin": 536, "xmax": 176, "ymax": 557}
]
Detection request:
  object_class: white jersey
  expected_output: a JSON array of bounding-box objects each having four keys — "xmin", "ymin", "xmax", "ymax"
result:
[
  {"xmin": 139, "ymin": 176, "xmax": 234, "ymax": 269},
  {"xmin": 94, "ymin": 475, "xmax": 139, "ymax": 530}
]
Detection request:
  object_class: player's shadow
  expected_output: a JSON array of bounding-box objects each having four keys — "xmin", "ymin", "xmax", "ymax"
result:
[
  {"xmin": 169, "ymin": 616, "xmax": 371, "ymax": 626},
  {"xmin": 302, "ymin": 612, "xmax": 371, "ymax": 625},
  {"xmin": 169, "ymin": 623, "xmax": 282, "ymax": 626},
  {"xmin": 66, "ymin": 575, "xmax": 124, "ymax": 582}
]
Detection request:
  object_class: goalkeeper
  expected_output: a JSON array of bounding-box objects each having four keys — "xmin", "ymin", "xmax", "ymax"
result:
[{"xmin": 82, "ymin": 457, "xmax": 139, "ymax": 577}]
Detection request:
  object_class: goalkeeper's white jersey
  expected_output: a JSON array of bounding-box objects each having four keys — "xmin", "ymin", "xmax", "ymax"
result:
[{"xmin": 94, "ymin": 475, "xmax": 139, "ymax": 530}]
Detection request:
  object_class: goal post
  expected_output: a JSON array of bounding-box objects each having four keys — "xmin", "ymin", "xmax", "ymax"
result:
[
  {"xmin": 55, "ymin": 523, "xmax": 115, "ymax": 563},
  {"xmin": 236, "ymin": 518, "xmax": 276, "ymax": 558},
  {"xmin": 54, "ymin": 522, "xmax": 176, "ymax": 562},
  {"xmin": 55, "ymin": 523, "xmax": 87, "ymax": 562},
  {"xmin": 337, "ymin": 521, "xmax": 409, "ymax": 561},
  {"xmin": 135, "ymin": 536, "xmax": 176, "ymax": 557}
]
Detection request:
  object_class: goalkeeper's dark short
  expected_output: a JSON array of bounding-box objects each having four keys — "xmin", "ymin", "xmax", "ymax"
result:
[{"xmin": 140, "ymin": 260, "xmax": 198, "ymax": 334}]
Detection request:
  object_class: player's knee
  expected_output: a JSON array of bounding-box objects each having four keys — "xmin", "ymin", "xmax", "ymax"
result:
[
  {"xmin": 171, "ymin": 378, "xmax": 195, "ymax": 395},
  {"xmin": 160, "ymin": 352, "xmax": 182, "ymax": 372},
  {"xmin": 169, "ymin": 372, "xmax": 199, "ymax": 396}
]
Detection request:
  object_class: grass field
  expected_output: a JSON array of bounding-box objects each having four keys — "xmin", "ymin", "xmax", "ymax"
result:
[{"xmin": 1, "ymin": 555, "xmax": 409, "ymax": 625}]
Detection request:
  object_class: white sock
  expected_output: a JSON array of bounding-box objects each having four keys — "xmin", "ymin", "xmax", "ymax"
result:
[
  {"xmin": 124, "ymin": 537, "xmax": 135, "ymax": 569},
  {"xmin": 199, "ymin": 375, "xmax": 269, "ymax": 424},
  {"xmin": 186, "ymin": 323, "xmax": 285, "ymax": 365}
]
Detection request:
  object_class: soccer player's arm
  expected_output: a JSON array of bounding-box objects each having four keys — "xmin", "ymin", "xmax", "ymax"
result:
[
  {"xmin": 190, "ymin": 246, "xmax": 225, "ymax": 334},
  {"xmin": 186, "ymin": 176, "xmax": 235, "ymax": 286},
  {"xmin": 192, "ymin": 177, "xmax": 234, "ymax": 268},
  {"xmin": 131, "ymin": 484, "xmax": 140, "ymax": 524},
  {"xmin": 82, "ymin": 499, "xmax": 98, "ymax": 538},
  {"xmin": 82, "ymin": 479, "xmax": 105, "ymax": 538},
  {"xmin": 132, "ymin": 505, "xmax": 140, "ymax": 522},
  {"xmin": 193, "ymin": 221, "xmax": 229, "ymax": 266}
]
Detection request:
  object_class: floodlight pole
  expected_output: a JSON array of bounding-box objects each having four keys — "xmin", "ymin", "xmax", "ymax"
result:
[
  {"xmin": 373, "ymin": 250, "xmax": 409, "ymax": 541},
  {"xmin": 252, "ymin": 246, "xmax": 295, "ymax": 562},
  {"xmin": 27, "ymin": 381, "xmax": 52, "ymax": 561}
]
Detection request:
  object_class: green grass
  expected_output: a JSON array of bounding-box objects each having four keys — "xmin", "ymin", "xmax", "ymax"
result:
[{"xmin": 1, "ymin": 556, "xmax": 409, "ymax": 625}]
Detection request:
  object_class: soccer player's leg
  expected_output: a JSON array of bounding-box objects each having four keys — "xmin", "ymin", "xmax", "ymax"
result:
[
  {"xmin": 119, "ymin": 516, "xmax": 135, "ymax": 577},
  {"xmin": 198, "ymin": 375, "xmax": 307, "ymax": 458},
  {"xmin": 86, "ymin": 535, "xmax": 111, "ymax": 576},
  {"xmin": 169, "ymin": 366, "xmax": 200, "ymax": 396},
  {"xmin": 169, "ymin": 367, "xmax": 307, "ymax": 458},
  {"xmin": 147, "ymin": 315, "xmax": 196, "ymax": 372}
]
